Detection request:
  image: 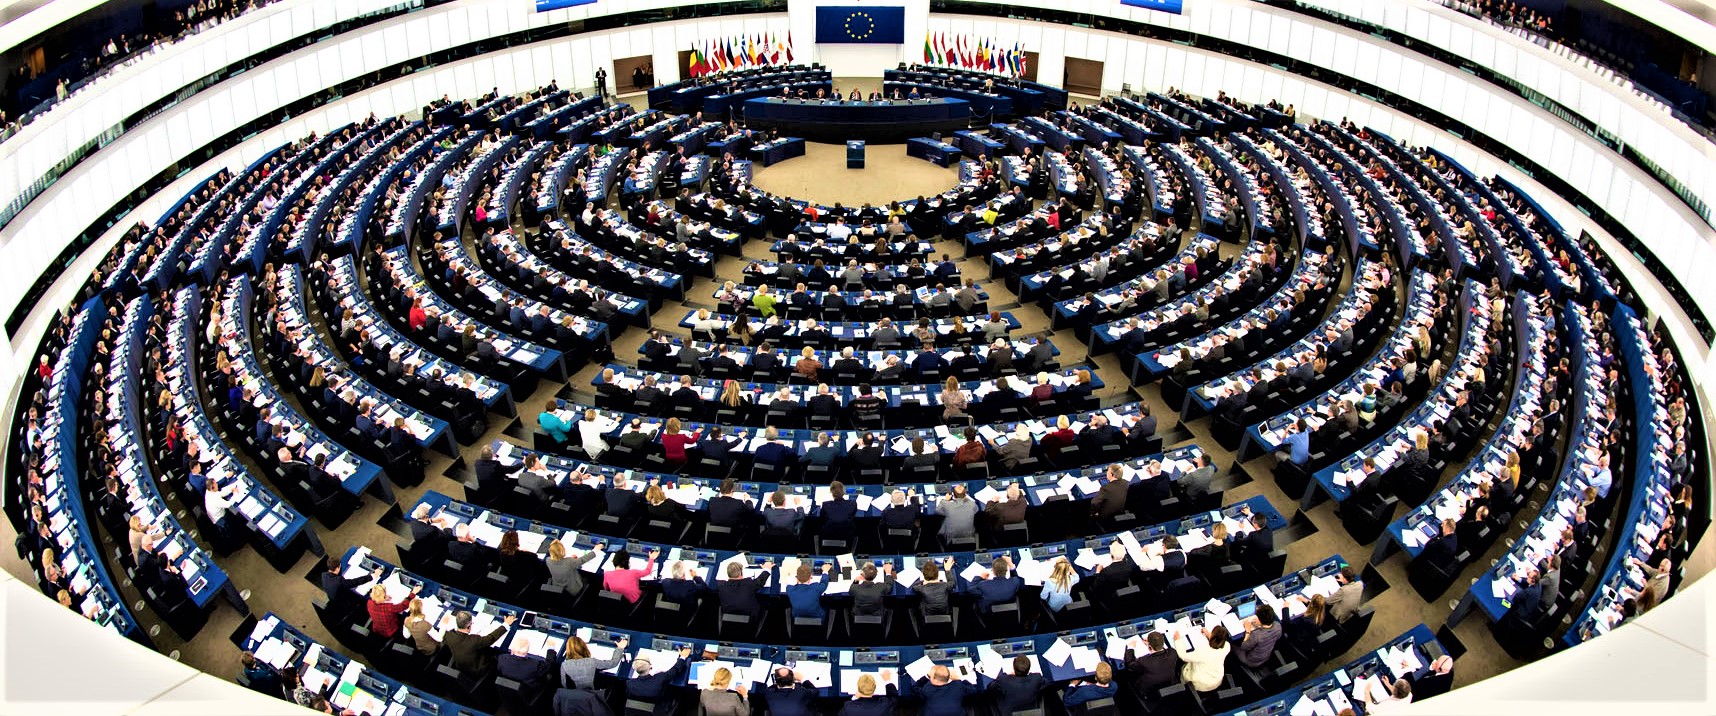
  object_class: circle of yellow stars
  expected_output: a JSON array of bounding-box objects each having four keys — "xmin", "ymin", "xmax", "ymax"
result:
[{"xmin": 844, "ymin": 11, "xmax": 876, "ymax": 40}]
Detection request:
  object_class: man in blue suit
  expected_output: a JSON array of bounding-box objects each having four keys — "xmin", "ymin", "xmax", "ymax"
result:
[
  {"xmin": 1505, "ymin": 568, "xmax": 1544, "ymax": 628},
  {"xmin": 969, "ymin": 556, "xmax": 1023, "ymax": 611},
  {"xmin": 753, "ymin": 426, "xmax": 796, "ymax": 467},
  {"xmin": 913, "ymin": 665, "xmax": 979, "ymax": 716},
  {"xmin": 786, "ymin": 562, "xmax": 833, "ymax": 619},
  {"xmin": 911, "ymin": 342, "xmax": 948, "ymax": 378}
]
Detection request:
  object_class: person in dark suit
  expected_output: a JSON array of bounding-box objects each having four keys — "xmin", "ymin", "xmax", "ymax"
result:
[
  {"xmin": 443, "ymin": 610, "xmax": 516, "ymax": 676},
  {"xmin": 762, "ymin": 490, "xmax": 805, "ymax": 535},
  {"xmin": 497, "ymin": 637, "xmax": 554, "ymax": 702},
  {"xmin": 1504, "ymin": 568, "xmax": 1545, "ymax": 627},
  {"xmin": 1157, "ymin": 535, "xmax": 1188, "ymax": 578},
  {"xmin": 765, "ymin": 667, "xmax": 820, "ymax": 716},
  {"xmin": 474, "ymin": 445, "xmax": 523, "ymax": 493},
  {"xmin": 1417, "ymin": 518, "xmax": 1459, "ymax": 572},
  {"xmin": 913, "ymin": 557, "xmax": 956, "ymax": 617},
  {"xmin": 717, "ymin": 558, "xmax": 774, "ymax": 618},
  {"xmin": 1123, "ymin": 632, "xmax": 1179, "ymax": 692},
  {"xmin": 709, "ymin": 478, "xmax": 758, "ymax": 528},
  {"xmin": 1233, "ymin": 511, "xmax": 1274, "ymax": 563},
  {"xmin": 406, "ymin": 504, "xmax": 452, "ymax": 564},
  {"xmin": 879, "ymin": 488, "xmax": 920, "ymax": 530},
  {"xmin": 803, "ymin": 432, "xmax": 845, "ymax": 466},
  {"xmin": 603, "ymin": 472, "xmax": 642, "ymax": 519},
  {"xmin": 911, "ymin": 342, "xmax": 948, "ymax": 378},
  {"xmin": 820, "ymin": 480, "xmax": 859, "ymax": 541},
  {"xmin": 915, "ymin": 665, "xmax": 980, "ymax": 716},
  {"xmin": 1091, "ymin": 464, "xmax": 1129, "ymax": 519},
  {"xmin": 551, "ymin": 686, "xmax": 615, "ymax": 716},
  {"xmin": 658, "ymin": 560, "xmax": 709, "ymax": 607},
  {"xmin": 989, "ymin": 656, "xmax": 1047, "ymax": 712},
  {"xmin": 753, "ymin": 427, "xmax": 796, "ymax": 467},
  {"xmin": 849, "ymin": 561, "xmax": 896, "ymax": 617},
  {"xmin": 1080, "ymin": 414, "xmax": 1121, "ymax": 451},
  {"xmin": 970, "ymin": 557, "xmax": 1023, "ymax": 611},
  {"xmin": 320, "ymin": 555, "xmax": 371, "ymax": 615},
  {"xmin": 447, "ymin": 523, "xmax": 498, "ymax": 572},
  {"xmin": 624, "ymin": 648, "xmax": 691, "ymax": 712},
  {"xmin": 846, "ymin": 433, "xmax": 884, "ymax": 469}
]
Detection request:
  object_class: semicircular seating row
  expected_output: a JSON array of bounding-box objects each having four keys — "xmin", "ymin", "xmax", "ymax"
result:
[{"xmin": 7, "ymin": 70, "xmax": 1700, "ymax": 716}]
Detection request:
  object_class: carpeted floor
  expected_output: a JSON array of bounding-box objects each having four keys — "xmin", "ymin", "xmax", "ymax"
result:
[{"xmin": 0, "ymin": 88, "xmax": 1534, "ymax": 704}]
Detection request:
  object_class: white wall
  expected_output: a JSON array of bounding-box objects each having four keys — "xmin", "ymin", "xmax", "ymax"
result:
[{"xmin": 788, "ymin": 0, "xmax": 928, "ymax": 76}]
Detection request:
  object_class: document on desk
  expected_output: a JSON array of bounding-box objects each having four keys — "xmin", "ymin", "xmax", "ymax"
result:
[
  {"xmin": 1041, "ymin": 637, "xmax": 1075, "ymax": 667},
  {"xmin": 959, "ymin": 561, "xmax": 990, "ymax": 583},
  {"xmin": 790, "ymin": 659, "xmax": 834, "ymax": 688},
  {"xmin": 1068, "ymin": 645, "xmax": 1102, "ymax": 673},
  {"xmin": 904, "ymin": 654, "xmax": 936, "ymax": 682},
  {"xmin": 974, "ymin": 645, "xmax": 1009, "ymax": 679}
]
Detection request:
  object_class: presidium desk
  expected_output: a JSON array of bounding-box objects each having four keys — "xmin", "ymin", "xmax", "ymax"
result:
[{"xmin": 741, "ymin": 97, "xmax": 971, "ymax": 143}]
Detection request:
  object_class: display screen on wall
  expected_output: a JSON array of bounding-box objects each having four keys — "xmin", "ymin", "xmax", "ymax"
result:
[
  {"xmin": 815, "ymin": 6, "xmax": 907, "ymax": 43},
  {"xmin": 535, "ymin": 0, "xmax": 595, "ymax": 12},
  {"xmin": 1119, "ymin": 0, "xmax": 1183, "ymax": 14}
]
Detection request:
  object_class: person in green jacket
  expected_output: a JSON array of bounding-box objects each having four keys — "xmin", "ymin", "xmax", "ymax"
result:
[
  {"xmin": 538, "ymin": 400, "xmax": 573, "ymax": 444},
  {"xmin": 752, "ymin": 285, "xmax": 777, "ymax": 318}
]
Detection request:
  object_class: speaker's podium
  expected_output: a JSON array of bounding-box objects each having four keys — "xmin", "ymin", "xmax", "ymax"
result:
[{"xmin": 846, "ymin": 140, "xmax": 865, "ymax": 169}]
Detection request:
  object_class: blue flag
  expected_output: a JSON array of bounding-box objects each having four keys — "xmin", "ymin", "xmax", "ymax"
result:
[
  {"xmin": 1119, "ymin": 0, "xmax": 1184, "ymax": 13},
  {"xmin": 815, "ymin": 6, "xmax": 906, "ymax": 44}
]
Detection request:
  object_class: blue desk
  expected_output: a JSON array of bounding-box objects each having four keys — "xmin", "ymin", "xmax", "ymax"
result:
[
  {"xmin": 1565, "ymin": 305, "xmax": 1679, "ymax": 646},
  {"xmin": 106, "ymin": 296, "xmax": 232, "ymax": 612},
  {"xmin": 37, "ymin": 298, "xmax": 144, "ymax": 641},
  {"xmin": 165, "ymin": 287, "xmax": 317, "ymax": 562},
  {"xmin": 751, "ymin": 137, "xmax": 806, "ymax": 166},
  {"xmin": 333, "ymin": 544, "xmax": 1335, "ymax": 701},
  {"xmin": 847, "ymin": 140, "xmax": 865, "ymax": 169},
  {"xmin": 219, "ymin": 276, "xmax": 389, "ymax": 502},
  {"xmin": 907, "ymin": 137, "xmax": 960, "ymax": 166},
  {"xmin": 744, "ymin": 98, "xmax": 971, "ymax": 142},
  {"xmin": 243, "ymin": 613, "xmax": 491, "ymax": 716},
  {"xmin": 1214, "ymin": 624, "xmax": 1443, "ymax": 716}
]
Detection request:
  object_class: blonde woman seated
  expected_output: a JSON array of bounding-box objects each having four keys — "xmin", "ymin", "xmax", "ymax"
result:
[
  {"xmin": 700, "ymin": 666, "xmax": 750, "ymax": 716},
  {"xmin": 795, "ymin": 346, "xmax": 822, "ymax": 381},
  {"xmin": 692, "ymin": 309, "xmax": 725, "ymax": 338},
  {"xmin": 940, "ymin": 375, "xmax": 969, "ymax": 420},
  {"xmin": 1040, "ymin": 557, "xmax": 1080, "ymax": 612},
  {"xmin": 838, "ymin": 672, "xmax": 898, "ymax": 716}
]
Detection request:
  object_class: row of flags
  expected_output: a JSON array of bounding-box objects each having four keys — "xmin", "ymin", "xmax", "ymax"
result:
[
  {"xmin": 688, "ymin": 33, "xmax": 795, "ymax": 77},
  {"xmin": 923, "ymin": 31, "xmax": 1028, "ymax": 76}
]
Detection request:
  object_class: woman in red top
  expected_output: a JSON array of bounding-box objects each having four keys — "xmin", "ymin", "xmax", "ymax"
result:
[
  {"xmin": 408, "ymin": 299, "xmax": 427, "ymax": 332},
  {"xmin": 602, "ymin": 547, "xmax": 660, "ymax": 603},
  {"xmin": 365, "ymin": 582, "xmax": 421, "ymax": 639},
  {"xmin": 1041, "ymin": 414, "xmax": 1077, "ymax": 456},
  {"xmin": 660, "ymin": 418, "xmax": 702, "ymax": 469}
]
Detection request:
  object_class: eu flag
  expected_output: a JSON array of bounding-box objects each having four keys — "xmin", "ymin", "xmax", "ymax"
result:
[
  {"xmin": 535, "ymin": 0, "xmax": 595, "ymax": 11},
  {"xmin": 815, "ymin": 6, "xmax": 906, "ymax": 44},
  {"xmin": 1118, "ymin": 0, "xmax": 1183, "ymax": 13}
]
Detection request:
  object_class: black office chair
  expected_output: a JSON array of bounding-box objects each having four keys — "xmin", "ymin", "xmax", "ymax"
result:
[{"xmin": 717, "ymin": 609, "xmax": 766, "ymax": 640}]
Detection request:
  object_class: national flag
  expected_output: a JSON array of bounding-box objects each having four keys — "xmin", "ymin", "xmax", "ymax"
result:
[
  {"xmin": 689, "ymin": 44, "xmax": 704, "ymax": 77},
  {"xmin": 924, "ymin": 33, "xmax": 934, "ymax": 65},
  {"xmin": 786, "ymin": 31, "xmax": 794, "ymax": 62},
  {"xmin": 749, "ymin": 35, "xmax": 761, "ymax": 64}
]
